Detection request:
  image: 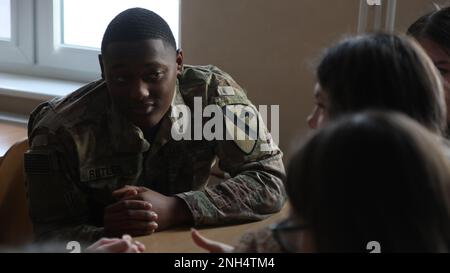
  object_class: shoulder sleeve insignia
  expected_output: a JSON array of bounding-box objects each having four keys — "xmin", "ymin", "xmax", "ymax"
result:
[{"xmin": 223, "ymin": 104, "xmax": 259, "ymax": 155}]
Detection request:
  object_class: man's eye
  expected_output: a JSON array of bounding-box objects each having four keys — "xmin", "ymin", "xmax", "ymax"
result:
[{"xmin": 146, "ymin": 72, "xmax": 164, "ymax": 81}]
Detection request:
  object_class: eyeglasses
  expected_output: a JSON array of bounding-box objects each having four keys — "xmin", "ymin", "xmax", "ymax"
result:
[{"xmin": 270, "ymin": 218, "xmax": 310, "ymax": 253}]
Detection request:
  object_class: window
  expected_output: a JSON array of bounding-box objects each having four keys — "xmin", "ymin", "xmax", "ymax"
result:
[
  {"xmin": 0, "ymin": 0, "xmax": 33, "ymax": 66},
  {"xmin": 0, "ymin": 0, "xmax": 11, "ymax": 40},
  {"xmin": 62, "ymin": 0, "xmax": 179, "ymax": 49},
  {"xmin": 0, "ymin": 0, "xmax": 180, "ymax": 82}
]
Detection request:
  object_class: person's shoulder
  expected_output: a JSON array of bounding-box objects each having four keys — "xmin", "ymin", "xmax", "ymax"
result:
[
  {"xmin": 180, "ymin": 64, "xmax": 235, "ymax": 82},
  {"xmin": 28, "ymin": 79, "xmax": 109, "ymax": 134},
  {"xmin": 179, "ymin": 64, "xmax": 250, "ymax": 107}
]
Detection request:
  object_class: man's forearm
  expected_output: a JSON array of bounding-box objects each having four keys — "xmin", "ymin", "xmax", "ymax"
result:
[{"xmin": 176, "ymin": 170, "xmax": 286, "ymax": 226}]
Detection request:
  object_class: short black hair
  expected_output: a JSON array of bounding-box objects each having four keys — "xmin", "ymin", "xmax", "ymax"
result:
[{"xmin": 101, "ymin": 8, "xmax": 177, "ymax": 54}]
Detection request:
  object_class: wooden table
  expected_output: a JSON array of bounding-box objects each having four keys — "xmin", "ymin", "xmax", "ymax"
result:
[
  {"xmin": 0, "ymin": 122, "xmax": 27, "ymax": 157},
  {"xmin": 137, "ymin": 205, "xmax": 290, "ymax": 253}
]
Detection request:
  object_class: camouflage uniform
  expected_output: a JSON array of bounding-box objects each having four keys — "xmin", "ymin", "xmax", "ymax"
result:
[{"xmin": 25, "ymin": 65, "xmax": 286, "ymax": 243}]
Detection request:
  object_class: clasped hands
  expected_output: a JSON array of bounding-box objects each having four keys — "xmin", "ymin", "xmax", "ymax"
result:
[
  {"xmin": 104, "ymin": 185, "xmax": 191, "ymax": 238},
  {"xmin": 103, "ymin": 185, "xmax": 233, "ymax": 253}
]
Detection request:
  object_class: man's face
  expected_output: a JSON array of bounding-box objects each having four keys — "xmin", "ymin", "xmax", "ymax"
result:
[{"xmin": 100, "ymin": 39, "xmax": 182, "ymax": 129}]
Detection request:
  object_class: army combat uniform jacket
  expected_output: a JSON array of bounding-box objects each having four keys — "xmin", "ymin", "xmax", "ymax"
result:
[{"xmin": 25, "ymin": 65, "xmax": 286, "ymax": 243}]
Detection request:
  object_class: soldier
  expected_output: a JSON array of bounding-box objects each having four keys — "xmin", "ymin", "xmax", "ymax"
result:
[{"xmin": 25, "ymin": 8, "xmax": 286, "ymax": 244}]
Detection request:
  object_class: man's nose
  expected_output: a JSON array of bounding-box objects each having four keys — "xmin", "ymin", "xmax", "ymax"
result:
[{"xmin": 129, "ymin": 80, "xmax": 150, "ymax": 101}]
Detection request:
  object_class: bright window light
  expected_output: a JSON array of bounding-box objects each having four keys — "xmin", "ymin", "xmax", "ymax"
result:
[
  {"xmin": 0, "ymin": 0, "xmax": 11, "ymax": 40},
  {"xmin": 61, "ymin": 0, "xmax": 180, "ymax": 49}
]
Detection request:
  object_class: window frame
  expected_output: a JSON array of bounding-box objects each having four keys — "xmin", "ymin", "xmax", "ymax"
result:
[
  {"xmin": 36, "ymin": 0, "xmax": 101, "ymax": 80},
  {"xmin": 0, "ymin": 0, "xmax": 181, "ymax": 83},
  {"xmin": 0, "ymin": 0, "xmax": 33, "ymax": 65}
]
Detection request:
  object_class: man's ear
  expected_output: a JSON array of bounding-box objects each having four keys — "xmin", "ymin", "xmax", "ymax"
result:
[
  {"xmin": 176, "ymin": 49, "xmax": 184, "ymax": 76},
  {"xmin": 98, "ymin": 54, "xmax": 105, "ymax": 79}
]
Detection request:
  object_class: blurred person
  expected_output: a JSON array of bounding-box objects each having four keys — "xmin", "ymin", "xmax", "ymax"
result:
[
  {"xmin": 193, "ymin": 111, "xmax": 450, "ymax": 253},
  {"xmin": 408, "ymin": 6, "xmax": 450, "ymax": 132}
]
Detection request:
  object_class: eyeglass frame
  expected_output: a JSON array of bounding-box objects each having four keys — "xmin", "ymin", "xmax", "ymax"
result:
[{"xmin": 270, "ymin": 218, "xmax": 310, "ymax": 253}]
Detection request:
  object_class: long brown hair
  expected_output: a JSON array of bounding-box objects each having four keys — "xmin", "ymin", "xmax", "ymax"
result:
[
  {"xmin": 408, "ymin": 6, "xmax": 450, "ymax": 55},
  {"xmin": 317, "ymin": 33, "xmax": 447, "ymax": 135}
]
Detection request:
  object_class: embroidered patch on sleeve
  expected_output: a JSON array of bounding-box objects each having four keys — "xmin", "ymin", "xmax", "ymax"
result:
[{"xmin": 223, "ymin": 104, "xmax": 259, "ymax": 155}]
